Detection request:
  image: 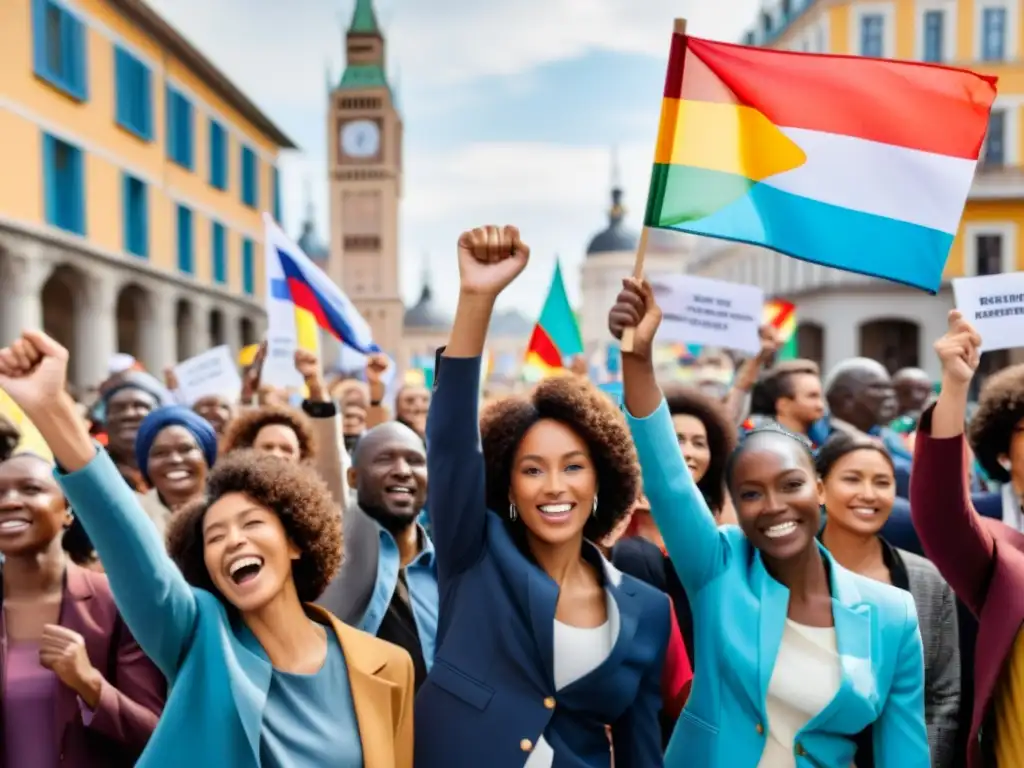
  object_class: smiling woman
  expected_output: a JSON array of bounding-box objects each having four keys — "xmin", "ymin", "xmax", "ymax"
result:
[
  {"xmin": 611, "ymin": 277, "xmax": 929, "ymax": 768},
  {"xmin": 0, "ymin": 329, "xmax": 415, "ymax": 768},
  {"xmin": 133, "ymin": 405, "xmax": 219, "ymax": 537}
]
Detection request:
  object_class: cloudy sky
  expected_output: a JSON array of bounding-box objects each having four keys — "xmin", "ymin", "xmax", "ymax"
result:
[{"xmin": 148, "ymin": 0, "xmax": 759, "ymax": 317}]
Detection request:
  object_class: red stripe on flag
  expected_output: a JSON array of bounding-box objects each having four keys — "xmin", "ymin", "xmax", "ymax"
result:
[
  {"xmin": 684, "ymin": 36, "xmax": 996, "ymax": 160},
  {"xmin": 768, "ymin": 300, "xmax": 795, "ymax": 330},
  {"xmin": 526, "ymin": 325, "xmax": 563, "ymax": 369},
  {"xmin": 286, "ymin": 277, "xmax": 331, "ymax": 330},
  {"xmin": 662, "ymin": 32, "xmax": 688, "ymax": 98}
]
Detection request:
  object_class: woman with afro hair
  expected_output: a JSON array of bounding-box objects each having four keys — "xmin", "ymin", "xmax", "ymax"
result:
[
  {"xmin": 0, "ymin": 329, "xmax": 414, "ymax": 767},
  {"xmin": 413, "ymin": 226, "xmax": 671, "ymax": 768}
]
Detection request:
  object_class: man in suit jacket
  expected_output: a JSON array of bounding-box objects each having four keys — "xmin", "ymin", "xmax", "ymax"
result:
[{"xmin": 317, "ymin": 421, "xmax": 438, "ymax": 690}]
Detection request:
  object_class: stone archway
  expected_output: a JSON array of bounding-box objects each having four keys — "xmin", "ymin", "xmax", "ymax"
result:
[
  {"xmin": 116, "ymin": 283, "xmax": 150, "ymax": 361},
  {"xmin": 41, "ymin": 264, "xmax": 82, "ymax": 370},
  {"xmin": 176, "ymin": 299, "xmax": 196, "ymax": 362},
  {"xmin": 239, "ymin": 316, "xmax": 257, "ymax": 347},
  {"xmin": 209, "ymin": 308, "xmax": 225, "ymax": 348},
  {"xmin": 859, "ymin": 319, "xmax": 920, "ymax": 374},
  {"xmin": 795, "ymin": 323, "xmax": 825, "ymax": 369}
]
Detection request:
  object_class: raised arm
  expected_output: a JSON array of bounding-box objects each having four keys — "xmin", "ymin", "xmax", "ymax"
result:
[
  {"xmin": 911, "ymin": 311, "xmax": 995, "ymax": 615},
  {"xmin": 0, "ymin": 331, "xmax": 198, "ymax": 679},
  {"xmin": 428, "ymin": 225, "xmax": 530, "ymax": 583},
  {"xmin": 296, "ymin": 348, "xmax": 350, "ymax": 507},
  {"xmin": 611, "ymin": 279, "xmax": 726, "ymax": 592}
]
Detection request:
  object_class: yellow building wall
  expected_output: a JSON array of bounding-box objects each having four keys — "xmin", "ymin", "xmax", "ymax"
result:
[{"xmin": 0, "ymin": 0, "xmax": 279, "ymax": 299}]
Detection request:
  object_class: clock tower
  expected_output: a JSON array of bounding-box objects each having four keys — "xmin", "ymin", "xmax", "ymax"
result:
[{"xmin": 327, "ymin": 0, "xmax": 404, "ymax": 364}]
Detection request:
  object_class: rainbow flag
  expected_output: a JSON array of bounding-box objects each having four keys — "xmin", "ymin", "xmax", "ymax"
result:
[
  {"xmin": 643, "ymin": 32, "xmax": 995, "ymax": 293},
  {"xmin": 523, "ymin": 260, "xmax": 583, "ymax": 379},
  {"xmin": 764, "ymin": 299, "xmax": 797, "ymax": 360}
]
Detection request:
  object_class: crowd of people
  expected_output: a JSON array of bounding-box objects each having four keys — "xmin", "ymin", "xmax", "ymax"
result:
[{"xmin": 0, "ymin": 224, "xmax": 1020, "ymax": 766}]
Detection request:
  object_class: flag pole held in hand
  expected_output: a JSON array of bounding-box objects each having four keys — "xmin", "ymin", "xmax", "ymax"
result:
[{"xmin": 621, "ymin": 17, "xmax": 687, "ymax": 354}]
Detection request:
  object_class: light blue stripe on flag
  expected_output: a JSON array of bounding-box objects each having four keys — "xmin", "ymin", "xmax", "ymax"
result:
[
  {"xmin": 270, "ymin": 278, "xmax": 291, "ymax": 301},
  {"xmin": 664, "ymin": 184, "xmax": 954, "ymax": 293}
]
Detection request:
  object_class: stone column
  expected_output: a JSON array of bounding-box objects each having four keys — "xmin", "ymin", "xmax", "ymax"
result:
[
  {"xmin": 0, "ymin": 246, "xmax": 54, "ymax": 344},
  {"xmin": 220, "ymin": 304, "xmax": 242, "ymax": 359},
  {"xmin": 186, "ymin": 297, "xmax": 211, "ymax": 359},
  {"xmin": 75, "ymin": 270, "xmax": 119, "ymax": 389},
  {"xmin": 142, "ymin": 287, "xmax": 178, "ymax": 374}
]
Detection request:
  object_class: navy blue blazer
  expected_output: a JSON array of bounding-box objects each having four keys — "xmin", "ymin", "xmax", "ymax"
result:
[{"xmin": 416, "ymin": 353, "xmax": 669, "ymax": 768}]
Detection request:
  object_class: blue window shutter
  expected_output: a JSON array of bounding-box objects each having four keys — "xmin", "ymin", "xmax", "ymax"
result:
[
  {"xmin": 42, "ymin": 133, "xmax": 56, "ymax": 227},
  {"xmin": 272, "ymin": 166, "xmax": 281, "ymax": 221},
  {"xmin": 212, "ymin": 222, "xmax": 226, "ymax": 283},
  {"xmin": 114, "ymin": 47, "xmax": 126, "ymax": 127},
  {"xmin": 72, "ymin": 145, "xmax": 84, "ymax": 234},
  {"xmin": 140, "ymin": 62, "xmax": 152, "ymax": 137},
  {"xmin": 121, "ymin": 174, "xmax": 130, "ymax": 254},
  {"xmin": 139, "ymin": 181, "xmax": 148, "ymax": 257},
  {"xmin": 166, "ymin": 85, "xmax": 175, "ymax": 160},
  {"xmin": 242, "ymin": 238, "xmax": 254, "ymax": 295},
  {"xmin": 183, "ymin": 98, "xmax": 193, "ymax": 169},
  {"xmin": 177, "ymin": 205, "xmax": 194, "ymax": 274},
  {"xmin": 31, "ymin": 0, "xmax": 46, "ymax": 79},
  {"xmin": 73, "ymin": 12, "xmax": 87, "ymax": 100}
]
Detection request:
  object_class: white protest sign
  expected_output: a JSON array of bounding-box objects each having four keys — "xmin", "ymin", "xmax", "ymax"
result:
[
  {"xmin": 172, "ymin": 346, "xmax": 242, "ymax": 405},
  {"xmin": 952, "ymin": 271, "xmax": 1024, "ymax": 352},
  {"xmin": 649, "ymin": 274, "xmax": 764, "ymax": 355},
  {"xmin": 262, "ymin": 215, "xmax": 304, "ymax": 389}
]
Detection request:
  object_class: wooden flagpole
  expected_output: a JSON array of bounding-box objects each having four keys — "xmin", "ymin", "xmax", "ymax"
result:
[{"xmin": 621, "ymin": 17, "xmax": 687, "ymax": 354}]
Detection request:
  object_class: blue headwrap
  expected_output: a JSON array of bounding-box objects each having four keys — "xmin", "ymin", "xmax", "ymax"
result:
[{"xmin": 135, "ymin": 405, "xmax": 218, "ymax": 484}]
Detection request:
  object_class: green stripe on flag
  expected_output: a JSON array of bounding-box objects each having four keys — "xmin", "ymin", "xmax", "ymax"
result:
[{"xmin": 538, "ymin": 260, "xmax": 583, "ymax": 358}]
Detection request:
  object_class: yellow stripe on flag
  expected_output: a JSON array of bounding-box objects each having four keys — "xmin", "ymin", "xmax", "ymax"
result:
[
  {"xmin": 654, "ymin": 99, "xmax": 807, "ymax": 181},
  {"xmin": 295, "ymin": 307, "xmax": 320, "ymax": 353},
  {"xmin": 0, "ymin": 389, "xmax": 53, "ymax": 461},
  {"xmin": 239, "ymin": 344, "xmax": 260, "ymax": 368}
]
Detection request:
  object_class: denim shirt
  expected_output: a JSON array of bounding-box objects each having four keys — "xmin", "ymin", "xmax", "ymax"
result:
[{"xmin": 359, "ymin": 522, "xmax": 438, "ymax": 672}]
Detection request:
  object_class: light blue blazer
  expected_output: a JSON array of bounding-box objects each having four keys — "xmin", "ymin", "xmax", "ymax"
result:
[{"xmin": 627, "ymin": 399, "xmax": 929, "ymax": 768}]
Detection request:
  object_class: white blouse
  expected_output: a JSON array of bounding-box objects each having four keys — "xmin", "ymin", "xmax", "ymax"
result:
[
  {"xmin": 524, "ymin": 591, "xmax": 619, "ymax": 767},
  {"xmin": 757, "ymin": 620, "xmax": 842, "ymax": 768}
]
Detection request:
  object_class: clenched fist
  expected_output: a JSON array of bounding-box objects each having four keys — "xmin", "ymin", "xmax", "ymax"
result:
[
  {"xmin": 39, "ymin": 624, "xmax": 103, "ymax": 708},
  {"xmin": 0, "ymin": 330, "xmax": 70, "ymax": 419},
  {"xmin": 457, "ymin": 225, "xmax": 529, "ymax": 298},
  {"xmin": 608, "ymin": 278, "xmax": 663, "ymax": 362},
  {"xmin": 934, "ymin": 310, "xmax": 982, "ymax": 388}
]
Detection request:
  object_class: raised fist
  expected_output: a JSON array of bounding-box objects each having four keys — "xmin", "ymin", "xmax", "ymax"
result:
[
  {"xmin": 934, "ymin": 310, "xmax": 981, "ymax": 387},
  {"xmin": 456, "ymin": 225, "xmax": 529, "ymax": 298},
  {"xmin": 608, "ymin": 278, "xmax": 663, "ymax": 361}
]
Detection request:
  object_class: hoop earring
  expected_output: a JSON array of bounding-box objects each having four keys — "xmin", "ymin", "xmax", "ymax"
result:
[
  {"xmin": 509, "ymin": 502, "xmax": 518, "ymax": 521},
  {"xmin": 592, "ymin": 495, "xmax": 599, "ymax": 517}
]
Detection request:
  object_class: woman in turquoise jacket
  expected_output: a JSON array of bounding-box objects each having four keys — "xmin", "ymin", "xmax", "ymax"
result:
[
  {"xmin": 0, "ymin": 330, "xmax": 415, "ymax": 768},
  {"xmin": 609, "ymin": 278, "xmax": 929, "ymax": 768}
]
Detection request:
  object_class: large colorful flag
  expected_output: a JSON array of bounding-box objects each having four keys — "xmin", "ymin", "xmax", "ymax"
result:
[
  {"xmin": 523, "ymin": 260, "xmax": 584, "ymax": 379},
  {"xmin": 264, "ymin": 215, "xmax": 378, "ymax": 355},
  {"xmin": 643, "ymin": 33, "xmax": 996, "ymax": 293},
  {"xmin": 763, "ymin": 299, "xmax": 797, "ymax": 360}
]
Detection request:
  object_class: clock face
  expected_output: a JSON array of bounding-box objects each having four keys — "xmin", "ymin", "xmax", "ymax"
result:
[{"xmin": 341, "ymin": 119, "xmax": 381, "ymax": 159}]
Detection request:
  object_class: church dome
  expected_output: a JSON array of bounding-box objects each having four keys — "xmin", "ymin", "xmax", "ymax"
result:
[
  {"xmin": 586, "ymin": 188, "xmax": 638, "ymax": 257},
  {"xmin": 404, "ymin": 274, "xmax": 450, "ymax": 330},
  {"xmin": 297, "ymin": 220, "xmax": 329, "ymax": 262}
]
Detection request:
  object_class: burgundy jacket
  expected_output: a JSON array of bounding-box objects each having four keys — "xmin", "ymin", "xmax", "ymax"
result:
[
  {"xmin": 911, "ymin": 407, "xmax": 1024, "ymax": 767},
  {"xmin": 0, "ymin": 561, "xmax": 166, "ymax": 767}
]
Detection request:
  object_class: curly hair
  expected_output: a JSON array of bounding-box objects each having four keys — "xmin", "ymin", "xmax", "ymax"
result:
[
  {"xmin": 663, "ymin": 384, "xmax": 737, "ymax": 512},
  {"xmin": 968, "ymin": 363, "xmax": 1024, "ymax": 483},
  {"xmin": 221, "ymin": 404, "xmax": 317, "ymax": 461},
  {"xmin": 165, "ymin": 450, "xmax": 341, "ymax": 604},
  {"xmin": 479, "ymin": 375, "xmax": 639, "ymax": 543}
]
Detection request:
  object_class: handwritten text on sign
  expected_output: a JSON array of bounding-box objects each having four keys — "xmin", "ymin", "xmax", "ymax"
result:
[
  {"xmin": 953, "ymin": 272, "xmax": 1024, "ymax": 352},
  {"xmin": 650, "ymin": 274, "xmax": 764, "ymax": 355}
]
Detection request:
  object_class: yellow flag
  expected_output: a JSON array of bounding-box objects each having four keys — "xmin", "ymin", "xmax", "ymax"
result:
[{"xmin": 0, "ymin": 389, "xmax": 54, "ymax": 461}]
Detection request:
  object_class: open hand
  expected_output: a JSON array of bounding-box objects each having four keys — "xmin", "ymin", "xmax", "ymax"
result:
[
  {"xmin": 0, "ymin": 331, "xmax": 70, "ymax": 419},
  {"xmin": 457, "ymin": 226, "xmax": 529, "ymax": 298},
  {"xmin": 608, "ymin": 278, "xmax": 662, "ymax": 361},
  {"xmin": 934, "ymin": 310, "xmax": 981, "ymax": 387}
]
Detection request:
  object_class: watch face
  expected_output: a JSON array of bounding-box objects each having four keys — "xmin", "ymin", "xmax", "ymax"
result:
[{"xmin": 341, "ymin": 119, "xmax": 381, "ymax": 159}]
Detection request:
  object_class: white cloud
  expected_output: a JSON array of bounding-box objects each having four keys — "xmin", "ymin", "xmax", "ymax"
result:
[
  {"xmin": 148, "ymin": 0, "xmax": 760, "ymax": 102},
  {"xmin": 145, "ymin": 0, "xmax": 761, "ymax": 321}
]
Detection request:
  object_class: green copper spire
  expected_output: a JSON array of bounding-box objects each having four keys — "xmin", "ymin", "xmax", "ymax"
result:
[{"xmin": 349, "ymin": 0, "xmax": 380, "ymax": 35}]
